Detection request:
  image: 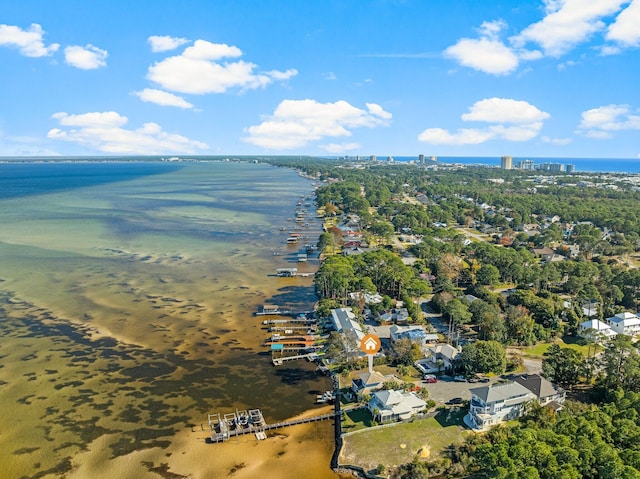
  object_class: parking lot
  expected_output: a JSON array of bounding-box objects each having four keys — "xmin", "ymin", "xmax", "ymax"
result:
[{"xmin": 419, "ymin": 375, "xmax": 496, "ymax": 405}]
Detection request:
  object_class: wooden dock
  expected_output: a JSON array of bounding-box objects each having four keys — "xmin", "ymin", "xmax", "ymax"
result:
[
  {"xmin": 208, "ymin": 408, "xmax": 340, "ymax": 443},
  {"xmin": 272, "ymin": 352, "xmax": 318, "ymax": 366}
]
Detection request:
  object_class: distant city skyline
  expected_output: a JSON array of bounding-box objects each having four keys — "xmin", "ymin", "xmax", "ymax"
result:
[{"xmin": 1, "ymin": 0, "xmax": 639, "ymax": 161}]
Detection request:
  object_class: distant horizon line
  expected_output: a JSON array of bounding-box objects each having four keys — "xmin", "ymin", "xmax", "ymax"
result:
[{"xmin": 0, "ymin": 154, "xmax": 639, "ymax": 161}]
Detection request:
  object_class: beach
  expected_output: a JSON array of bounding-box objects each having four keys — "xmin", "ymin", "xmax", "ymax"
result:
[{"xmin": 0, "ymin": 161, "xmax": 339, "ymax": 478}]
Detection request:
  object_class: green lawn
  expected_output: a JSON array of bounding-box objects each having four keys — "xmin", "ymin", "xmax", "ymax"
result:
[
  {"xmin": 342, "ymin": 407, "xmax": 375, "ymax": 432},
  {"xmin": 340, "ymin": 408, "xmax": 469, "ymax": 472},
  {"xmin": 520, "ymin": 336, "xmax": 597, "ymax": 358}
]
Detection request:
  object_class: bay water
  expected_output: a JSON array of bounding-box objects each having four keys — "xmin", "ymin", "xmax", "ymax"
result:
[{"xmin": 0, "ymin": 161, "xmax": 337, "ymax": 479}]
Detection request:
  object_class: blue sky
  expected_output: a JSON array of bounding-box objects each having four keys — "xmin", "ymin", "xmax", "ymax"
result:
[{"xmin": 1, "ymin": 0, "xmax": 639, "ymax": 159}]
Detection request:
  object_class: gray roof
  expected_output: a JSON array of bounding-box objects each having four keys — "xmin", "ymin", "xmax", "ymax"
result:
[
  {"xmin": 470, "ymin": 381, "xmax": 533, "ymax": 404},
  {"xmin": 330, "ymin": 307, "xmax": 365, "ymax": 343},
  {"xmin": 357, "ymin": 371, "xmax": 386, "ymax": 387},
  {"xmin": 431, "ymin": 343, "xmax": 460, "ymax": 360},
  {"xmin": 513, "ymin": 374, "xmax": 562, "ymax": 399}
]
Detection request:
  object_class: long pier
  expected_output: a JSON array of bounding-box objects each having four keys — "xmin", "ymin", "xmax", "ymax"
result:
[
  {"xmin": 207, "ymin": 408, "xmax": 340, "ymax": 443},
  {"xmin": 272, "ymin": 352, "xmax": 318, "ymax": 366}
]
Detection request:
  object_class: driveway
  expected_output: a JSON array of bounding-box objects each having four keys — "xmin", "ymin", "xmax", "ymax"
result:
[{"xmin": 521, "ymin": 357, "xmax": 542, "ymax": 375}]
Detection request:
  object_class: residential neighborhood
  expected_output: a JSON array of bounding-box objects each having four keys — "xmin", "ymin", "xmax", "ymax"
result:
[{"xmin": 265, "ymin": 158, "xmax": 640, "ymax": 478}]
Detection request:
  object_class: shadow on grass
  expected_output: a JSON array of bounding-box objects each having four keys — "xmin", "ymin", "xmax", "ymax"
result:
[
  {"xmin": 434, "ymin": 407, "xmax": 467, "ymax": 428},
  {"xmin": 561, "ymin": 335, "xmax": 586, "ymax": 346},
  {"xmin": 342, "ymin": 408, "xmax": 375, "ymax": 431}
]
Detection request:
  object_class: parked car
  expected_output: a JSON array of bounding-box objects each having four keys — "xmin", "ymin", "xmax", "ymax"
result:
[
  {"xmin": 478, "ymin": 377, "xmax": 490, "ymax": 383},
  {"xmin": 453, "ymin": 375, "xmax": 467, "ymax": 382},
  {"xmin": 447, "ymin": 397, "xmax": 464, "ymax": 405},
  {"xmin": 423, "ymin": 374, "xmax": 437, "ymax": 383}
]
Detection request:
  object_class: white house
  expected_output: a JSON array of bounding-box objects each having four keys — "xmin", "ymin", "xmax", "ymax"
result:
[
  {"xmin": 368, "ymin": 389, "xmax": 426, "ymax": 423},
  {"xmin": 578, "ymin": 319, "xmax": 617, "ymax": 341},
  {"xmin": 466, "ymin": 382, "xmax": 535, "ymax": 431},
  {"xmin": 466, "ymin": 375, "xmax": 565, "ymax": 431},
  {"xmin": 604, "ymin": 312, "xmax": 640, "ymax": 337}
]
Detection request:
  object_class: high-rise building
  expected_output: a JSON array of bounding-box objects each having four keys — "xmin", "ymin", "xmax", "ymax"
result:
[
  {"xmin": 418, "ymin": 154, "xmax": 425, "ymax": 164},
  {"xmin": 538, "ymin": 162, "xmax": 565, "ymax": 172},
  {"xmin": 501, "ymin": 156, "xmax": 513, "ymax": 170},
  {"xmin": 566, "ymin": 164, "xmax": 575, "ymax": 173},
  {"xmin": 370, "ymin": 155, "xmax": 377, "ymax": 162},
  {"xmin": 517, "ymin": 159, "xmax": 535, "ymax": 170}
]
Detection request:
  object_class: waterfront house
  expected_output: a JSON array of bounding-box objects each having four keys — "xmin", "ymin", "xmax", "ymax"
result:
[
  {"xmin": 604, "ymin": 312, "xmax": 640, "ymax": 337},
  {"xmin": 330, "ymin": 307, "xmax": 365, "ymax": 353},
  {"xmin": 368, "ymin": 389, "xmax": 426, "ymax": 423},
  {"xmin": 351, "ymin": 370, "xmax": 399, "ymax": 399},
  {"xmin": 466, "ymin": 382, "xmax": 535, "ymax": 431},
  {"xmin": 466, "ymin": 375, "xmax": 565, "ymax": 431}
]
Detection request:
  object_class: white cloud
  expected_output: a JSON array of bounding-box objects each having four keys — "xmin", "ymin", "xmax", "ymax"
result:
[
  {"xmin": 366, "ymin": 103, "xmax": 392, "ymax": 120},
  {"xmin": 577, "ymin": 104, "xmax": 640, "ymax": 138},
  {"xmin": 148, "ymin": 35, "xmax": 189, "ymax": 52},
  {"xmin": 512, "ymin": 0, "xmax": 627, "ymax": 56},
  {"xmin": 418, "ymin": 128, "xmax": 494, "ymax": 145},
  {"xmin": 444, "ymin": 37, "xmax": 519, "ymax": 75},
  {"xmin": 64, "ymin": 44, "xmax": 108, "ymax": 69},
  {"xmin": 47, "ymin": 111, "xmax": 208, "ymax": 154},
  {"xmin": 461, "ymin": 98, "xmax": 550, "ymax": 123},
  {"xmin": 557, "ymin": 59, "xmax": 579, "ymax": 69},
  {"xmin": 52, "ymin": 111, "xmax": 127, "ymax": 127},
  {"xmin": 0, "ymin": 23, "xmax": 59, "ymax": 57},
  {"xmin": 133, "ymin": 88, "xmax": 194, "ymax": 109},
  {"xmin": 542, "ymin": 135, "xmax": 572, "ymax": 145},
  {"xmin": 182, "ymin": 40, "xmax": 242, "ymax": 60},
  {"xmin": 322, "ymin": 142, "xmax": 361, "ymax": 154},
  {"xmin": 418, "ymin": 97, "xmax": 549, "ymax": 145},
  {"xmin": 265, "ymin": 68, "xmax": 298, "ymax": 80},
  {"xmin": 243, "ymin": 99, "xmax": 391, "ymax": 149},
  {"xmin": 606, "ymin": 0, "xmax": 640, "ymax": 46},
  {"xmin": 322, "ymin": 72, "xmax": 337, "ymax": 80},
  {"xmin": 147, "ymin": 39, "xmax": 297, "ymax": 94},
  {"xmin": 478, "ymin": 19, "xmax": 507, "ymax": 39},
  {"xmin": 446, "ymin": 0, "xmax": 634, "ymax": 74},
  {"xmin": 599, "ymin": 45, "xmax": 622, "ymax": 55}
]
